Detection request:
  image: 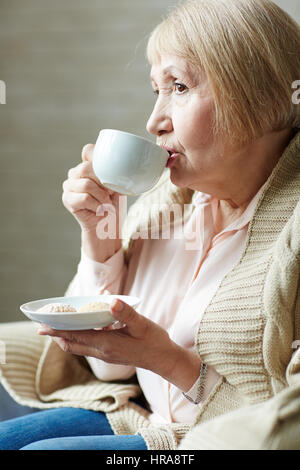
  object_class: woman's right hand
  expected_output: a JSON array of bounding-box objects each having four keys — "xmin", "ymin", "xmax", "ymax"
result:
[{"xmin": 62, "ymin": 143, "xmax": 123, "ymax": 263}]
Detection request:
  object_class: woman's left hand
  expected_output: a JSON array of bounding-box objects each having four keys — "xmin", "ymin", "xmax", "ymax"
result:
[{"xmin": 37, "ymin": 298, "xmax": 200, "ymax": 390}]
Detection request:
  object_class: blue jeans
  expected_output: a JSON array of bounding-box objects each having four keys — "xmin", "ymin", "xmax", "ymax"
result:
[{"xmin": 0, "ymin": 407, "xmax": 147, "ymax": 450}]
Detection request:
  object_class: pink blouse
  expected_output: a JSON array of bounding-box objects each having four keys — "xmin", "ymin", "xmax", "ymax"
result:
[{"xmin": 67, "ymin": 183, "xmax": 266, "ymax": 424}]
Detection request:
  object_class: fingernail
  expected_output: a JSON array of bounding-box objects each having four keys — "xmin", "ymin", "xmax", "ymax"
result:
[
  {"xmin": 111, "ymin": 321, "xmax": 125, "ymax": 330},
  {"xmin": 112, "ymin": 299, "xmax": 124, "ymax": 312},
  {"xmin": 38, "ymin": 328, "xmax": 47, "ymax": 335},
  {"xmin": 37, "ymin": 324, "xmax": 50, "ymax": 334}
]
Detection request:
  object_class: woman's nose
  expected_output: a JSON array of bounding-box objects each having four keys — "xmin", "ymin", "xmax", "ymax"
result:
[{"xmin": 146, "ymin": 100, "xmax": 173, "ymax": 137}]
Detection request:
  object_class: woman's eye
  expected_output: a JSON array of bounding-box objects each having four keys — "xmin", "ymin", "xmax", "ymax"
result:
[{"xmin": 173, "ymin": 82, "xmax": 187, "ymax": 94}]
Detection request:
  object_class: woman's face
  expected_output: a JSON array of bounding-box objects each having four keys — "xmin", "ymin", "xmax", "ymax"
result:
[
  {"xmin": 147, "ymin": 54, "xmax": 226, "ymax": 192},
  {"xmin": 147, "ymin": 53, "xmax": 294, "ymax": 206}
]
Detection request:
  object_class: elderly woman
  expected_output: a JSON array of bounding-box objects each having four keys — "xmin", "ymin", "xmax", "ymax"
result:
[{"xmin": 0, "ymin": 0, "xmax": 300, "ymax": 450}]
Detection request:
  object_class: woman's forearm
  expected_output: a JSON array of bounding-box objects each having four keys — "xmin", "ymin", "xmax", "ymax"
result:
[
  {"xmin": 154, "ymin": 343, "xmax": 202, "ymax": 393},
  {"xmin": 81, "ymin": 231, "xmax": 122, "ymax": 264},
  {"xmin": 38, "ymin": 301, "xmax": 202, "ymax": 395},
  {"xmin": 65, "ymin": 239, "xmax": 126, "ymax": 297}
]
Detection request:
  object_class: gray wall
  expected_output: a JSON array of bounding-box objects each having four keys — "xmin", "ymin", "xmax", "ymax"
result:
[
  {"xmin": 0, "ymin": 0, "xmax": 299, "ymax": 323},
  {"xmin": 0, "ymin": 0, "xmax": 175, "ymax": 323}
]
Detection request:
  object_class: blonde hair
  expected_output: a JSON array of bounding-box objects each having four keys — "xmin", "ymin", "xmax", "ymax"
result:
[{"xmin": 147, "ymin": 0, "xmax": 300, "ymax": 149}]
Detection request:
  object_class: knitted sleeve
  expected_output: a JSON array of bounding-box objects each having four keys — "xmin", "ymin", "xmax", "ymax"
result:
[
  {"xmin": 178, "ymin": 202, "xmax": 300, "ymax": 450},
  {"xmin": 286, "ymin": 204, "xmax": 300, "ymax": 384},
  {"xmin": 178, "ymin": 377, "xmax": 300, "ymax": 450},
  {"xmin": 262, "ymin": 200, "xmax": 300, "ymax": 391}
]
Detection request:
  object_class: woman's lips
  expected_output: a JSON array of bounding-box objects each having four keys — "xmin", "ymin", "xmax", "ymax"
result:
[
  {"xmin": 166, "ymin": 153, "xmax": 180, "ymax": 168},
  {"xmin": 161, "ymin": 146, "xmax": 181, "ymax": 168}
]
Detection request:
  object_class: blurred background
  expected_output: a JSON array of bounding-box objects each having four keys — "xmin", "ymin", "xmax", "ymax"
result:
[{"xmin": 0, "ymin": 0, "xmax": 299, "ymax": 323}]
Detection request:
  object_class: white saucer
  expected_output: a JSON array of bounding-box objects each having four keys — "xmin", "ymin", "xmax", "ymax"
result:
[{"xmin": 20, "ymin": 295, "xmax": 140, "ymax": 330}]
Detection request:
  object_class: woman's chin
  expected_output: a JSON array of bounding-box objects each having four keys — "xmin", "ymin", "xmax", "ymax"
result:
[{"xmin": 168, "ymin": 167, "xmax": 188, "ymax": 188}]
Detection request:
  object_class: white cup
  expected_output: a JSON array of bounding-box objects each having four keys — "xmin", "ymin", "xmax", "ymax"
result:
[{"xmin": 92, "ymin": 129, "xmax": 169, "ymax": 196}]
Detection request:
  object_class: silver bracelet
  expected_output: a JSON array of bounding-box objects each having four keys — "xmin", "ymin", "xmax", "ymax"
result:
[{"xmin": 182, "ymin": 362, "xmax": 208, "ymax": 404}]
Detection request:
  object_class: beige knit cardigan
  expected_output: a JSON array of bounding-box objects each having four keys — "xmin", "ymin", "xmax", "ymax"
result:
[{"xmin": 0, "ymin": 131, "xmax": 300, "ymax": 450}]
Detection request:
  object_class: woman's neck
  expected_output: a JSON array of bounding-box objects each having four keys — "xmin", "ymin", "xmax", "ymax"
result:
[{"xmin": 213, "ymin": 127, "xmax": 294, "ymax": 232}]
